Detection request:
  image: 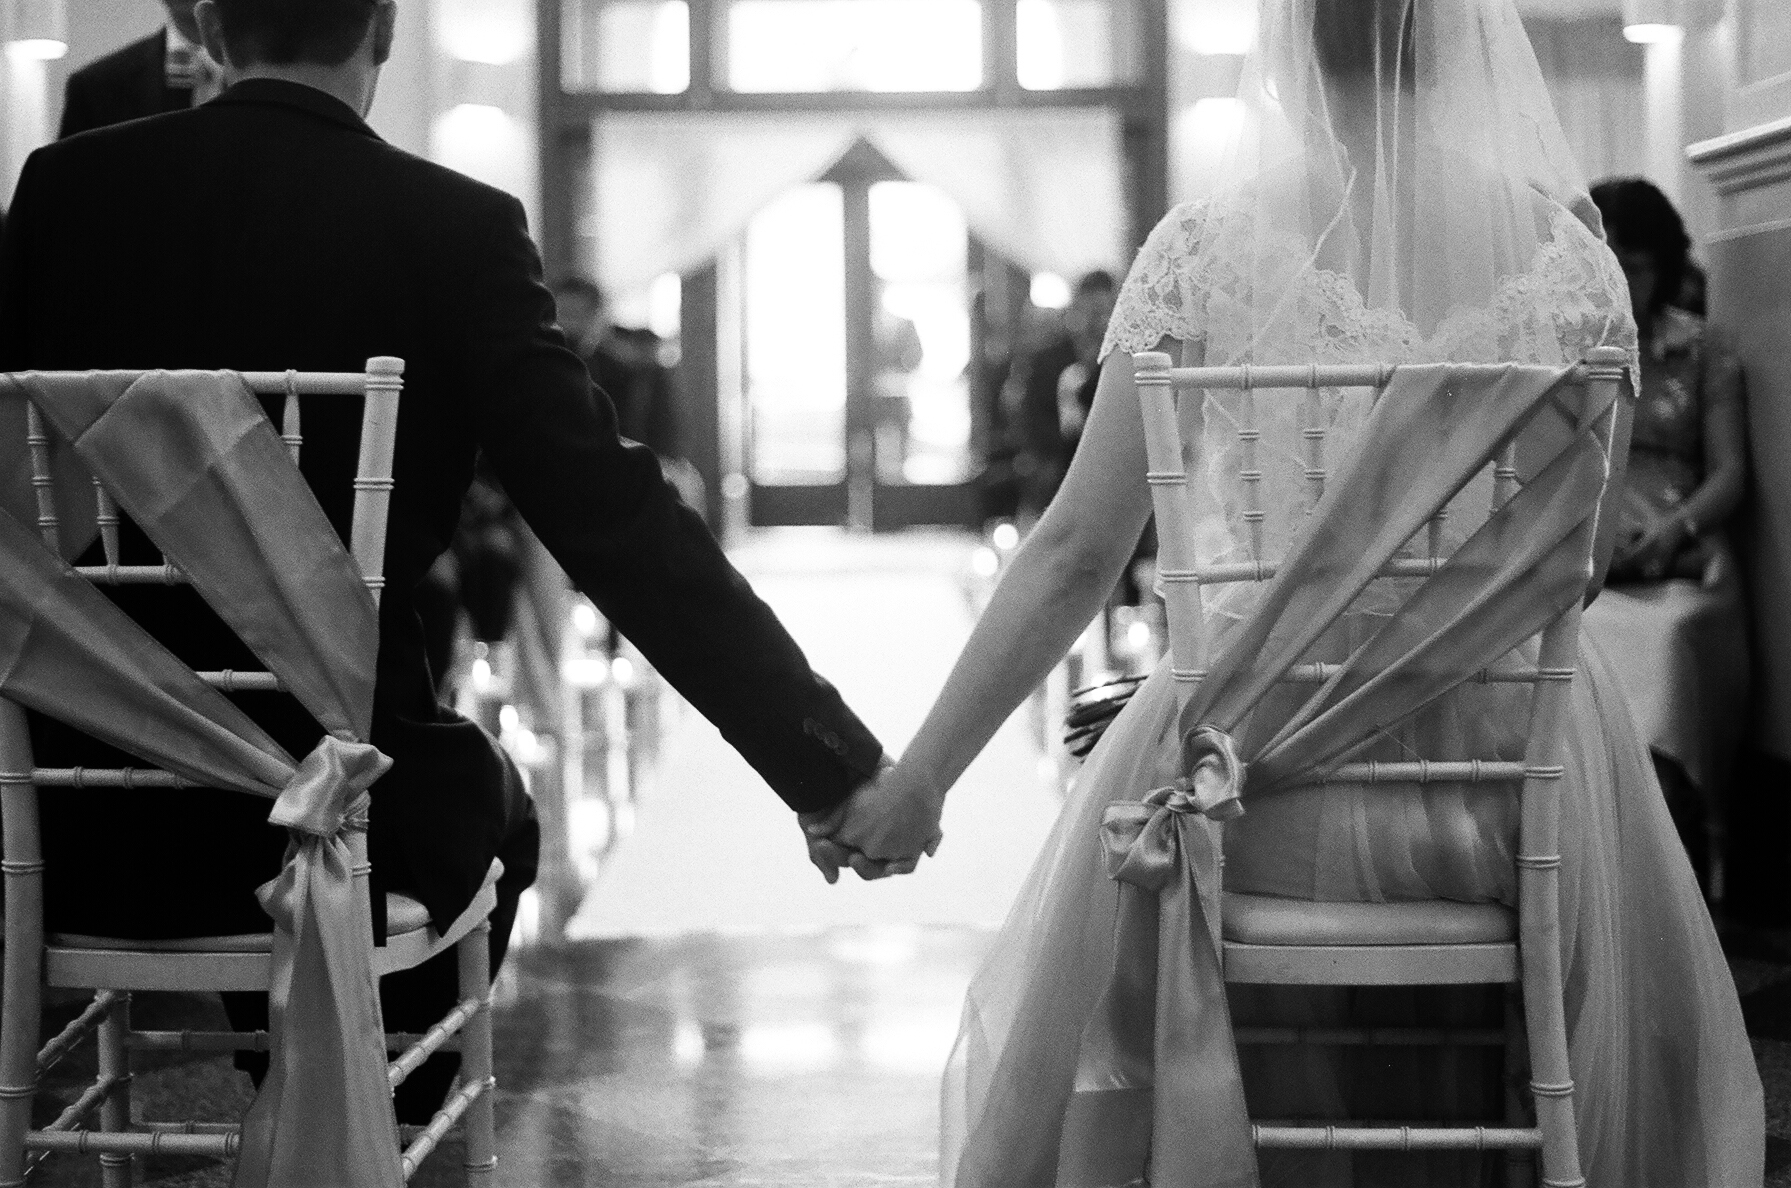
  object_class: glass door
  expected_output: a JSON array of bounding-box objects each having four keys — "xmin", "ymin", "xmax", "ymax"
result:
[
  {"xmin": 741, "ymin": 140, "xmax": 980, "ymax": 529},
  {"xmin": 742, "ymin": 181, "xmax": 851, "ymax": 525}
]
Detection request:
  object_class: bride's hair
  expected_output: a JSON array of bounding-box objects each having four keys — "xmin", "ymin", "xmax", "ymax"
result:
[{"xmin": 1310, "ymin": 0, "xmax": 1416, "ymax": 87}]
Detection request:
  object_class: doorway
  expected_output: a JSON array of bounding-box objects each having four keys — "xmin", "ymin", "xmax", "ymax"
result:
[{"xmin": 740, "ymin": 140, "xmax": 982, "ymax": 530}]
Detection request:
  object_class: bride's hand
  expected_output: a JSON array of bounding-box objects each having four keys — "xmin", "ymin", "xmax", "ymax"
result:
[
  {"xmin": 800, "ymin": 761, "xmax": 944, "ymax": 880},
  {"xmin": 837, "ymin": 760, "xmax": 945, "ymax": 863}
]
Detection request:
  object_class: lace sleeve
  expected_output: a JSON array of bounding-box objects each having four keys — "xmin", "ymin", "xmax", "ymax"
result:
[
  {"xmin": 1535, "ymin": 204, "xmax": 1640, "ymax": 375},
  {"xmin": 1099, "ymin": 200, "xmax": 1212, "ymax": 362}
]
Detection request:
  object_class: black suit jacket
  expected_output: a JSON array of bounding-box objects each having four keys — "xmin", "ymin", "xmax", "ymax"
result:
[
  {"xmin": 58, "ymin": 31, "xmax": 194, "ymax": 140},
  {"xmin": 0, "ymin": 80, "xmax": 883, "ymax": 937}
]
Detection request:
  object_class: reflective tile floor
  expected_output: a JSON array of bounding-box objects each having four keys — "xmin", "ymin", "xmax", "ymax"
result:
[
  {"xmin": 28, "ymin": 924, "xmax": 987, "ymax": 1186},
  {"xmin": 28, "ymin": 920, "xmax": 1791, "ymax": 1186},
  {"xmin": 486, "ymin": 926, "xmax": 983, "ymax": 1187}
]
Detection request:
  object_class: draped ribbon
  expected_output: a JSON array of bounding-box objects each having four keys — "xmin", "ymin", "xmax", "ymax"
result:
[
  {"xmin": 237, "ymin": 739, "xmax": 399, "ymax": 1187},
  {"xmin": 1056, "ymin": 363, "xmax": 1618, "ymax": 1187},
  {"xmin": 0, "ymin": 371, "xmax": 405, "ymax": 1187},
  {"xmin": 0, "ymin": 371, "xmax": 379, "ymax": 739}
]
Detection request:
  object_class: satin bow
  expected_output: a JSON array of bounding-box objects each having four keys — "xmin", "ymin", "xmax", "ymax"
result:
[
  {"xmin": 266, "ymin": 735, "xmax": 387, "ymax": 836},
  {"xmin": 238, "ymin": 734, "xmax": 403, "ymax": 1188},
  {"xmin": 1056, "ymin": 725, "xmax": 1257, "ymax": 1188},
  {"xmin": 1101, "ymin": 726, "xmax": 1246, "ymax": 893}
]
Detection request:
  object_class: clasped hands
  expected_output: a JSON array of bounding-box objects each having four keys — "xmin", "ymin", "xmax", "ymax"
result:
[{"xmin": 797, "ymin": 759, "xmax": 945, "ymax": 883}]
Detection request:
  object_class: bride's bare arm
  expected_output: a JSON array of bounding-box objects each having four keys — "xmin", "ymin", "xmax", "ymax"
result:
[
  {"xmin": 898, "ymin": 347, "xmax": 1159, "ymax": 803},
  {"xmin": 821, "ymin": 345, "xmax": 1164, "ymax": 863}
]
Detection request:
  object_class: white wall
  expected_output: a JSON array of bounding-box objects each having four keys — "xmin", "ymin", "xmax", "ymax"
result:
[
  {"xmin": 427, "ymin": 0, "xmax": 539, "ymax": 232},
  {"xmin": 1, "ymin": 0, "xmax": 162, "ymax": 203},
  {"xmin": 1525, "ymin": 17, "xmax": 1650, "ymax": 190},
  {"xmin": 2, "ymin": 0, "xmax": 539, "ymax": 237}
]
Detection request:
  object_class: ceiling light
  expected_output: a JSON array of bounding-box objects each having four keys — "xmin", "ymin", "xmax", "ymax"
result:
[
  {"xmin": 6, "ymin": 0, "xmax": 65, "ymax": 56},
  {"xmin": 5, "ymin": 37, "xmax": 66, "ymax": 60},
  {"xmin": 1623, "ymin": 22, "xmax": 1683, "ymax": 44},
  {"xmin": 1622, "ymin": 0, "xmax": 1682, "ymax": 43}
]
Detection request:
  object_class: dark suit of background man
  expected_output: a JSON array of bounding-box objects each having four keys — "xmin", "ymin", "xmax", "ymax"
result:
[
  {"xmin": 58, "ymin": 0, "xmax": 223, "ymax": 139},
  {"xmin": 0, "ymin": 0, "xmax": 890, "ymax": 1120}
]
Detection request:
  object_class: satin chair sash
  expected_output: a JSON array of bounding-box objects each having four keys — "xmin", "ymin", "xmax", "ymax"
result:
[
  {"xmin": 0, "ymin": 371, "xmax": 379, "ymax": 740},
  {"xmin": 0, "ymin": 370, "xmax": 404, "ymax": 1188},
  {"xmin": 1056, "ymin": 364, "xmax": 1614, "ymax": 1187}
]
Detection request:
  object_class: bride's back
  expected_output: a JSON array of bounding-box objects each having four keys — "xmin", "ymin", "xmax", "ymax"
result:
[{"xmin": 1096, "ymin": 0, "xmax": 1636, "ymax": 903}]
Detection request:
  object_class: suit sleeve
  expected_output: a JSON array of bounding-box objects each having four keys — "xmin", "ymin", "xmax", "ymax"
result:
[{"xmin": 429, "ymin": 191, "xmax": 884, "ymax": 814}]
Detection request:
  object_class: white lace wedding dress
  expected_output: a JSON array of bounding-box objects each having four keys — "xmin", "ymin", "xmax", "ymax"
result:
[{"xmin": 938, "ymin": 190, "xmax": 1764, "ymax": 1188}]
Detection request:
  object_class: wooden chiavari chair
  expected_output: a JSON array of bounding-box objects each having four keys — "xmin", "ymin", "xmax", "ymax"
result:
[
  {"xmin": 1134, "ymin": 345, "xmax": 1631, "ymax": 1188},
  {"xmin": 0, "ymin": 358, "xmax": 501, "ymax": 1185}
]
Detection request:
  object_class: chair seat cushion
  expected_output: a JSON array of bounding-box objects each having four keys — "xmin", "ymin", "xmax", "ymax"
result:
[
  {"xmin": 48, "ymin": 892, "xmax": 434, "ymax": 953},
  {"xmin": 1221, "ymin": 891, "xmax": 1516, "ymax": 947}
]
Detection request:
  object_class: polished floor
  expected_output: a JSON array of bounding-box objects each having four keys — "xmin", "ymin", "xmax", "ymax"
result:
[
  {"xmin": 28, "ymin": 925, "xmax": 984, "ymax": 1187},
  {"xmin": 31, "ymin": 923, "xmax": 1791, "ymax": 1186}
]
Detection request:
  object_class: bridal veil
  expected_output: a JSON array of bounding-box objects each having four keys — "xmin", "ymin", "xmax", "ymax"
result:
[{"xmin": 940, "ymin": 0, "xmax": 1763, "ymax": 1184}]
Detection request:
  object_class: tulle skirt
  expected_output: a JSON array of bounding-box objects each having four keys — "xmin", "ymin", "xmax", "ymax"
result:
[{"xmin": 941, "ymin": 630, "xmax": 1763, "ymax": 1187}]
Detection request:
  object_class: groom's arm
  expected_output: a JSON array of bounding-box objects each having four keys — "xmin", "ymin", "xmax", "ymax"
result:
[{"xmin": 427, "ymin": 187, "xmax": 882, "ymax": 814}]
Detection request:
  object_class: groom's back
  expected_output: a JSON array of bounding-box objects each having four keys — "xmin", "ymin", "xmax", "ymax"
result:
[
  {"xmin": 0, "ymin": 79, "xmax": 562, "ymax": 935},
  {"xmin": 0, "ymin": 78, "xmax": 560, "ymax": 658}
]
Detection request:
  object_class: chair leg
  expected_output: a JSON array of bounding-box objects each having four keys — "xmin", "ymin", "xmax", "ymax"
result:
[
  {"xmin": 0, "ymin": 771, "xmax": 44, "ymax": 1188},
  {"xmin": 1523, "ymin": 960, "xmax": 1585, "ymax": 1187},
  {"xmin": 457, "ymin": 921, "xmax": 496, "ymax": 1184},
  {"xmin": 98, "ymin": 992, "xmax": 131, "ymax": 1188},
  {"xmin": 1502, "ymin": 985, "xmax": 1535, "ymax": 1188},
  {"xmin": 0, "ymin": 960, "xmax": 38, "ymax": 1188}
]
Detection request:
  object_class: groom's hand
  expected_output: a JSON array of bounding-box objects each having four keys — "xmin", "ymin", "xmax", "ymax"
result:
[
  {"xmin": 798, "ymin": 764, "xmax": 941, "ymax": 882},
  {"xmin": 799, "ymin": 804, "xmax": 913, "ymax": 883}
]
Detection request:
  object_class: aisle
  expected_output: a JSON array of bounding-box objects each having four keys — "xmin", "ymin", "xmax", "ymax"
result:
[
  {"xmin": 488, "ymin": 928, "xmax": 985, "ymax": 1186},
  {"xmin": 568, "ymin": 527, "xmax": 1063, "ymax": 938}
]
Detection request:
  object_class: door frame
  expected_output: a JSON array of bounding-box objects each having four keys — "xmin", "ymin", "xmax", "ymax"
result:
[
  {"xmin": 742, "ymin": 139, "xmax": 987, "ymax": 531},
  {"xmin": 538, "ymin": 0, "xmax": 1170, "ymax": 532}
]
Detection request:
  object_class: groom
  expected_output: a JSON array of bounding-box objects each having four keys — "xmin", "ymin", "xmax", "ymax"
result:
[{"xmin": 0, "ymin": 0, "xmax": 929, "ymax": 1113}]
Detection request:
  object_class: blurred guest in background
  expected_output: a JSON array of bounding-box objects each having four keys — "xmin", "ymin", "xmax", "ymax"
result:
[
  {"xmin": 59, "ymin": 0, "xmax": 222, "ymax": 138},
  {"xmin": 968, "ymin": 287, "xmax": 1020, "ymax": 522},
  {"xmin": 1676, "ymin": 257, "xmax": 1709, "ymax": 318},
  {"xmin": 1001, "ymin": 270, "xmax": 1116, "ymax": 519},
  {"xmin": 1584, "ymin": 176, "xmax": 1749, "ymax": 890},
  {"xmin": 555, "ymin": 277, "xmax": 705, "ymax": 514},
  {"xmin": 871, "ymin": 284, "xmax": 925, "ymax": 483},
  {"xmin": 555, "ymin": 278, "xmax": 682, "ymax": 459}
]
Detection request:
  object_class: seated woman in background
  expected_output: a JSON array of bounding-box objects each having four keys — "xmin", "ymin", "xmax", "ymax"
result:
[{"xmin": 1584, "ymin": 176, "xmax": 1749, "ymax": 892}]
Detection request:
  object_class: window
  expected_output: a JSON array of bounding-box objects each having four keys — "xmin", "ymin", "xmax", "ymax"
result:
[
  {"xmin": 1017, "ymin": 0, "xmax": 1139, "ymax": 90},
  {"xmin": 725, "ymin": 0, "xmax": 983, "ymax": 93},
  {"xmin": 745, "ymin": 185, "xmax": 849, "ymax": 484},
  {"xmin": 562, "ymin": 0, "xmax": 691, "ymax": 93}
]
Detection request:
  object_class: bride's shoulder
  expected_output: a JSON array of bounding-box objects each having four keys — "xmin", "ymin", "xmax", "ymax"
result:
[
  {"xmin": 1128, "ymin": 182, "xmax": 1265, "ymax": 273},
  {"xmin": 1136, "ymin": 198, "xmax": 1217, "ymax": 258}
]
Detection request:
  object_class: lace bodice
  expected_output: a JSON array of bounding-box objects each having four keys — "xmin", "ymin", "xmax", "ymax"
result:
[
  {"xmin": 1102, "ymin": 193, "xmax": 1637, "ymax": 632},
  {"xmin": 1102, "ymin": 195, "xmax": 1635, "ymax": 368}
]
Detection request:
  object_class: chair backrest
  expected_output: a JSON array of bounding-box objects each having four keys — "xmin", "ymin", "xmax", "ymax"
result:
[
  {"xmin": 1132, "ymin": 343, "xmax": 1628, "ymax": 935},
  {"xmin": 1133, "ymin": 348, "xmax": 1629, "ymax": 1187},
  {"xmin": 0, "ymin": 356, "xmax": 404, "ymax": 901},
  {"xmin": 23, "ymin": 359, "xmax": 404, "ymax": 617},
  {"xmin": 1134, "ymin": 348, "xmax": 1626, "ymax": 731}
]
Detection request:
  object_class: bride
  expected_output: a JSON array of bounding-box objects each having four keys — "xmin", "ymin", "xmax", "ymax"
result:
[{"xmin": 814, "ymin": 0, "xmax": 1766, "ymax": 1183}]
